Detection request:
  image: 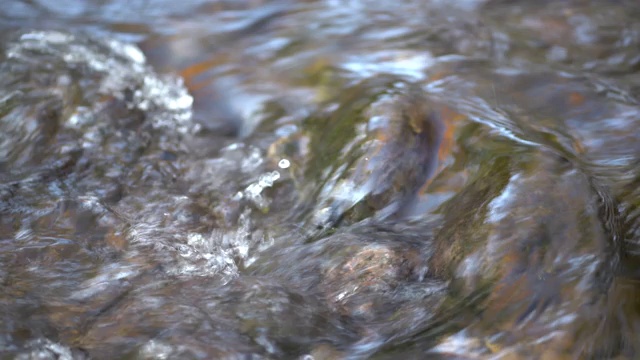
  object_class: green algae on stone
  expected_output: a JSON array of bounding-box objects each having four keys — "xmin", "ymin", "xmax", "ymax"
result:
[{"xmin": 300, "ymin": 79, "xmax": 445, "ymax": 229}]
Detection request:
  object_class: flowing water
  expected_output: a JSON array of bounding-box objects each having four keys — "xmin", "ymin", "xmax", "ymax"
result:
[{"xmin": 1, "ymin": 0, "xmax": 640, "ymax": 359}]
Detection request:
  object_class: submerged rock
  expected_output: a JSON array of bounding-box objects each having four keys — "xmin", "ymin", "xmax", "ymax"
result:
[
  {"xmin": 425, "ymin": 150, "xmax": 619, "ymax": 358},
  {"xmin": 313, "ymin": 88, "xmax": 445, "ymax": 228},
  {"xmin": 249, "ymin": 218, "xmax": 447, "ymax": 350},
  {"xmin": 272, "ymin": 79, "xmax": 448, "ymax": 231},
  {"xmin": 64, "ymin": 276, "xmax": 351, "ymax": 359}
]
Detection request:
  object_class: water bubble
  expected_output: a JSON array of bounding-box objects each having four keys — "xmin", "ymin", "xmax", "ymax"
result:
[
  {"xmin": 19, "ymin": 31, "xmax": 71, "ymax": 44},
  {"xmin": 243, "ymin": 171, "xmax": 281, "ymax": 211},
  {"xmin": 107, "ymin": 39, "xmax": 146, "ymax": 64},
  {"xmin": 232, "ymin": 191, "xmax": 244, "ymax": 201},
  {"xmin": 138, "ymin": 340, "xmax": 176, "ymax": 359},
  {"xmin": 16, "ymin": 338, "xmax": 76, "ymax": 360},
  {"xmin": 241, "ymin": 146, "xmax": 264, "ymax": 173},
  {"xmin": 258, "ymin": 171, "xmax": 280, "ymax": 187},
  {"xmin": 278, "ymin": 159, "xmax": 291, "ymax": 169}
]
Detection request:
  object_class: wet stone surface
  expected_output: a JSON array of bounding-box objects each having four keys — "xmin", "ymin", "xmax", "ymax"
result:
[
  {"xmin": 428, "ymin": 150, "xmax": 617, "ymax": 358},
  {"xmin": 307, "ymin": 85, "xmax": 446, "ymax": 228}
]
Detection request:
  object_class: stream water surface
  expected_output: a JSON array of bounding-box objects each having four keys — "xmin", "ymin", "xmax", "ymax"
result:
[{"xmin": 1, "ymin": 0, "xmax": 640, "ymax": 359}]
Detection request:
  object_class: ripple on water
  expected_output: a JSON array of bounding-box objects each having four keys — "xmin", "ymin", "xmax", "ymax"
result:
[{"xmin": 2, "ymin": 0, "xmax": 640, "ymax": 358}]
